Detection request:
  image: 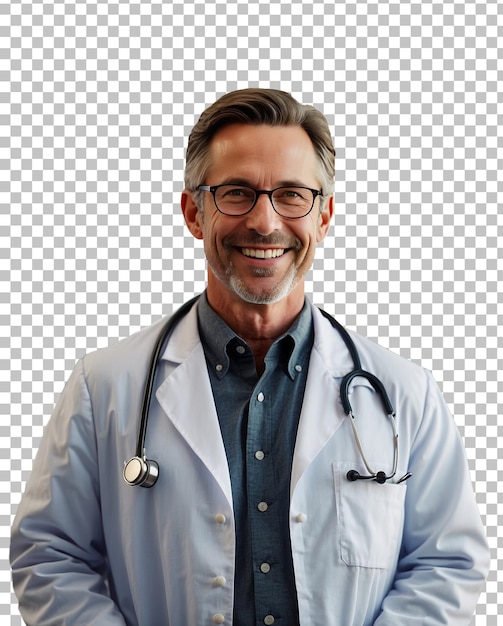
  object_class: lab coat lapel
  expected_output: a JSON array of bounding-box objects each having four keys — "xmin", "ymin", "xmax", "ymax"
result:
[
  {"xmin": 290, "ymin": 306, "xmax": 352, "ymax": 494},
  {"xmin": 155, "ymin": 304, "xmax": 233, "ymax": 508}
]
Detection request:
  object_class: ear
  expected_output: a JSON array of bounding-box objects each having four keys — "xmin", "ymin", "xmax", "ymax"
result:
[
  {"xmin": 181, "ymin": 190, "xmax": 204, "ymax": 240},
  {"xmin": 316, "ymin": 194, "xmax": 334, "ymax": 243}
]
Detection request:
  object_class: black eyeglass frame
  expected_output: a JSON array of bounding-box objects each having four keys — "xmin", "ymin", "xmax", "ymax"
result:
[{"xmin": 197, "ymin": 184, "xmax": 324, "ymax": 219}]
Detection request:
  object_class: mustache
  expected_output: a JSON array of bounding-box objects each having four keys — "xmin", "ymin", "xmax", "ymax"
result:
[{"xmin": 223, "ymin": 234, "xmax": 302, "ymax": 250}]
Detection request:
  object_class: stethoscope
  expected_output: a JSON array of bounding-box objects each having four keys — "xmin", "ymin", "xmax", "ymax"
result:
[{"xmin": 123, "ymin": 295, "xmax": 411, "ymax": 488}]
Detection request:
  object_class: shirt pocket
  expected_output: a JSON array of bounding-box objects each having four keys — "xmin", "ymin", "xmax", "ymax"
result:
[{"xmin": 333, "ymin": 462, "xmax": 407, "ymax": 569}]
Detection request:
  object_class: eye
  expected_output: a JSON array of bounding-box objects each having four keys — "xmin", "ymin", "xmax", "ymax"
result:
[
  {"xmin": 220, "ymin": 186, "xmax": 254, "ymax": 199},
  {"xmin": 227, "ymin": 188, "xmax": 245, "ymax": 196},
  {"xmin": 274, "ymin": 187, "xmax": 309, "ymax": 201}
]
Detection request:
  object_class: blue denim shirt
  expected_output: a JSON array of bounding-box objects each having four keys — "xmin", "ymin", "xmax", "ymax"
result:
[{"xmin": 198, "ymin": 293, "xmax": 313, "ymax": 626}]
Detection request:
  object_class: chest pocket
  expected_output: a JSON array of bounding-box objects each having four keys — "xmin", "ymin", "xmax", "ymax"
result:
[{"xmin": 333, "ymin": 463, "xmax": 407, "ymax": 569}]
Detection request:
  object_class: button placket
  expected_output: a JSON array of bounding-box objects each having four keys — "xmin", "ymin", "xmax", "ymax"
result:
[{"xmin": 246, "ymin": 338, "xmax": 301, "ymax": 624}]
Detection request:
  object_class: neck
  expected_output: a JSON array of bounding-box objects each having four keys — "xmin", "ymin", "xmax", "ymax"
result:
[{"xmin": 205, "ymin": 279, "xmax": 305, "ymax": 370}]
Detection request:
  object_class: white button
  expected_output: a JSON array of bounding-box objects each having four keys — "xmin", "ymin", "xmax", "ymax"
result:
[
  {"xmin": 255, "ymin": 450, "xmax": 265, "ymax": 461},
  {"xmin": 214, "ymin": 575, "xmax": 227, "ymax": 586},
  {"xmin": 260, "ymin": 562, "xmax": 271, "ymax": 573},
  {"xmin": 236, "ymin": 345, "xmax": 246, "ymax": 354},
  {"xmin": 295, "ymin": 513, "xmax": 307, "ymax": 523},
  {"xmin": 295, "ymin": 364, "xmax": 302, "ymax": 372},
  {"xmin": 264, "ymin": 616, "xmax": 275, "ymax": 625},
  {"xmin": 257, "ymin": 501, "xmax": 268, "ymax": 512},
  {"xmin": 215, "ymin": 513, "xmax": 226, "ymax": 524},
  {"xmin": 213, "ymin": 614, "xmax": 225, "ymax": 624},
  {"xmin": 257, "ymin": 392, "xmax": 265, "ymax": 402},
  {"xmin": 216, "ymin": 364, "xmax": 223, "ymax": 372}
]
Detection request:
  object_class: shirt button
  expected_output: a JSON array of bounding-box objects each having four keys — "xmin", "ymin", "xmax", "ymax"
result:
[
  {"xmin": 215, "ymin": 513, "xmax": 226, "ymax": 524},
  {"xmin": 236, "ymin": 345, "xmax": 246, "ymax": 355},
  {"xmin": 295, "ymin": 513, "xmax": 307, "ymax": 523},
  {"xmin": 213, "ymin": 614, "xmax": 225, "ymax": 624},
  {"xmin": 260, "ymin": 562, "xmax": 271, "ymax": 574},
  {"xmin": 295, "ymin": 364, "xmax": 302, "ymax": 372},
  {"xmin": 215, "ymin": 364, "xmax": 223, "ymax": 372},
  {"xmin": 264, "ymin": 616, "xmax": 275, "ymax": 625},
  {"xmin": 214, "ymin": 575, "xmax": 227, "ymax": 586},
  {"xmin": 257, "ymin": 501, "xmax": 268, "ymax": 512},
  {"xmin": 257, "ymin": 392, "xmax": 265, "ymax": 402},
  {"xmin": 255, "ymin": 450, "xmax": 265, "ymax": 461}
]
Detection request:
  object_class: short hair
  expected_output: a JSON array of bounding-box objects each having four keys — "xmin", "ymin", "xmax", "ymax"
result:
[{"xmin": 184, "ymin": 88, "xmax": 335, "ymax": 203}]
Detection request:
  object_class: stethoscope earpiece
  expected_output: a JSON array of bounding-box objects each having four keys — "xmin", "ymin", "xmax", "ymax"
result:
[
  {"xmin": 375, "ymin": 471, "xmax": 387, "ymax": 484},
  {"xmin": 346, "ymin": 469, "xmax": 360, "ymax": 482}
]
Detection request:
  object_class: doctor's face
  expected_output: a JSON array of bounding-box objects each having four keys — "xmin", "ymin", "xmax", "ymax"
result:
[{"xmin": 182, "ymin": 123, "xmax": 333, "ymax": 307}]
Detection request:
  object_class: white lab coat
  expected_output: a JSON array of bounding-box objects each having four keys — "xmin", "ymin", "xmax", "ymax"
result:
[{"xmin": 11, "ymin": 301, "xmax": 489, "ymax": 625}]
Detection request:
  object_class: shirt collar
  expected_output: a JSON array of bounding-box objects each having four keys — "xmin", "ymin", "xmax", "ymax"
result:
[{"xmin": 197, "ymin": 291, "xmax": 313, "ymax": 380}]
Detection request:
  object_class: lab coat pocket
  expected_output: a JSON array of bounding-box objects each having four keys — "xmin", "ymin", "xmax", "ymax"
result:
[{"xmin": 333, "ymin": 463, "xmax": 407, "ymax": 569}]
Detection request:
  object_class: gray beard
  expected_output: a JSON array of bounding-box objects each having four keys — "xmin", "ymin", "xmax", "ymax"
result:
[{"xmin": 219, "ymin": 263, "xmax": 298, "ymax": 305}]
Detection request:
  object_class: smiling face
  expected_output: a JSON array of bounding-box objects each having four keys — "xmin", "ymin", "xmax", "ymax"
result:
[{"xmin": 182, "ymin": 123, "xmax": 333, "ymax": 310}]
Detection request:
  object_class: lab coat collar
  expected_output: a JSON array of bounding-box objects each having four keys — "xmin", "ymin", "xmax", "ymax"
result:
[
  {"xmin": 159, "ymin": 297, "xmax": 355, "ymax": 375},
  {"xmin": 310, "ymin": 304, "xmax": 356, "ymax": 378},
  {"xmin": 159, "ymin": 299, "xmax": 201, "ymax": 365},
  {"xmin": 289, "ymin": 304, "xmax": 354, "ymax": 493}
]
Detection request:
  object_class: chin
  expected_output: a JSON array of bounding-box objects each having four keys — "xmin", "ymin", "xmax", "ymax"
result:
[{"xmin": 228, "ymin": 271, "xmax": 298, "ymax": 305}]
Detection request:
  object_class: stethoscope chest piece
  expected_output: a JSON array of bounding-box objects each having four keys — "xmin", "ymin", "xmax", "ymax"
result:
[{"xmin": 123, "ymin": 456, "xmax": 159, "ymax": 488}]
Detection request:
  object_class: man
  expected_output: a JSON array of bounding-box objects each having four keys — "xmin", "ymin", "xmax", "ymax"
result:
[{"xmin": 11, "ymin": 89, "xmax": 489, "ymax": 625}]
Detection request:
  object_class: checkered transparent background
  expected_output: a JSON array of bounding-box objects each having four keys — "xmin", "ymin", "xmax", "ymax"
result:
[{"xmin": 2, "ymin": 0, "xmax": 502, "ymax": 622}]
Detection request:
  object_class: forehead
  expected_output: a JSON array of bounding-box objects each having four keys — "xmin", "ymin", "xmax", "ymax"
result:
[{"xmin": 205, "ymin": 123, "xmax": 319, "ymax": 184}]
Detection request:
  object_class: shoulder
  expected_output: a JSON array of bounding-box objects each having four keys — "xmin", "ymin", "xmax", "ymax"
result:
[
  {"xmin": 80, "ymin": 317, "xmax": 168, "ymax": 390},
  {"xmin": 80, "ymin": 298, "xmax": 202, "ymax": 391},
  {"xmin": 349, "ymin": 329, "xmax": 424, "ymax": 379},
  {"xmin": 311, "ymin": 305, "xmax": 431, "ymax": 398}
]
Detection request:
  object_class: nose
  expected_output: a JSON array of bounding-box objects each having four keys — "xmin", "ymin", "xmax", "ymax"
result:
[{"xmin": 244, "ymin": 192, "xmax": 282, "ymax": 235}]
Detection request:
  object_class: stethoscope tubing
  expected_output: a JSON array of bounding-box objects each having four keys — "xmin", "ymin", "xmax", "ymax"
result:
[
  {"xmin": 126, "ymin": 296, "xmax": 402, "ymax": 487},
  {"xmin": 136, "ymin": 295, "xmax": 200, "ymax": 458}
]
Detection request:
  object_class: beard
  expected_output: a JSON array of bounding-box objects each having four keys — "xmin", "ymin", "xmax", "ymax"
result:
[{"xmin": 227, "ymin": 263, "xmax": 298, "ymax": 305}]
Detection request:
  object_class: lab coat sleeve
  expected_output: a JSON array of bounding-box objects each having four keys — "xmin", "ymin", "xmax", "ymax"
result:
[
  {"xmin": 10, "ymin": 360, "xmax": 127, "ymax": 626},
  {"xmin": 374, "ymin": 370, "xmax": 490, "ymax": 625}
]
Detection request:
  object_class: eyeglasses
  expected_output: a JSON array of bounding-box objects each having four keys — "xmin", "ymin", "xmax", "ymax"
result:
[{"xmin": 197, "ymin": 184, "xmax": 323, "ymax": 219}]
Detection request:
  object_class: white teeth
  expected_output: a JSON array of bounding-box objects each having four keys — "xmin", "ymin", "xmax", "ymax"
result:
[{"xmin": 242, "ymin": 248, "xmax": 285, "ymax": 259}]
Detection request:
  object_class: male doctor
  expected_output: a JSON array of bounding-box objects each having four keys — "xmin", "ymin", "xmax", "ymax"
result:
[{"xmin": 11, "ymin": 89, "xmax": 489, "ymax": 625}]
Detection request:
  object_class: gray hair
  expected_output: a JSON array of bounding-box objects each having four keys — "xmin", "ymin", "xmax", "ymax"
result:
[{"xmin": 184, "ymin": 88, "xmax": 335, "ymax": 205}]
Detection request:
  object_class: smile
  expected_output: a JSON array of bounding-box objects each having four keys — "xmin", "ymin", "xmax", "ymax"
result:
[{"xmin": 241, "ymin": 248, "xmax": 286, "ymax": 259}]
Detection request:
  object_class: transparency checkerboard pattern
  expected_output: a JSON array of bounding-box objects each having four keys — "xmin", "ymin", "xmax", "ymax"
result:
[{"xmin": 2, "ymin": 0, "xmax": 501, "ymax": 622}]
